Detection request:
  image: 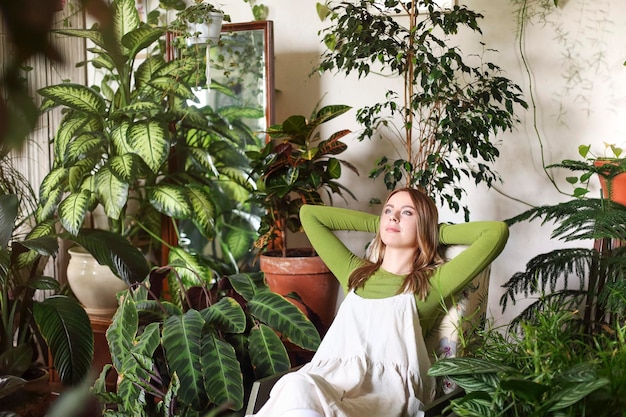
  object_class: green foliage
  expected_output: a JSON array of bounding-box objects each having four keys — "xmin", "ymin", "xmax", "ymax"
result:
[
  {"xmin": 36, "ymin": 0, "xmax": 260, "ymax": 274},
  {"xmin": 429, "ymin": 309, "xmax": 626, "ymax": 417},
  {"xmin": 247, "ymin": 104, "xmax": 358, "ymax": 255},
  {"xmin": 317, "ymin": 0, "xmax": 527, "ymax": 219},
  {"xmin": 92, "ymin": 266, "xmax": 321, "ymax": 416},
  {"xmin": 0, "ymin": 194, "xmax": 94, "ymax": 398}
]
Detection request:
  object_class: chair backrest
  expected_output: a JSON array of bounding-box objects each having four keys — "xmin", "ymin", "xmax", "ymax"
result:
[{"xmin": 423, "ymin": 244, "xmax": 491, "ymax": 395}]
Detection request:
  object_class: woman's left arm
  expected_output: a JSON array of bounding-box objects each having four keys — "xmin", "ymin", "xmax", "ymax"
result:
[{"xmin": 416, "ymin": 221, "xmax": 509, "ymax": 334}]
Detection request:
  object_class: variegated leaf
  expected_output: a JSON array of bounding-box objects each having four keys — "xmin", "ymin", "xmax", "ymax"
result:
[
  {"xmin": 39, "ymin": 168, "xmax": 68, "ymax": 203},
  {"xmin": 135, "ymin": 55, "xmax": 167, "ymax": 88},
  {"xmin": 150, "ymin": 76, "xmax": 196, "ymax": 100},
  {"xmin": 186, "ymin": 185, "xmax": 216, "ymax": 238},
  {"xmin": 54, "ymin": 113, "xmax": 93, "ymax": 163},
  {"xmin": 95, "ymin": 166, "xmax": 129, "ymax": 220},
  {"xmin": 202, "ymin": 331, "xmax": 244, "ymax": 411},
  {"xmin": 108, "ymin": 153, "xmax": 144, "ymax": 182},
  {"xmin": 33, "ymin": 296, "xmax": 94, "ymax": 385},
  {"xmin": 106, "ymin": 291, "xmax": 138, "ymax": 370},
  {"xmin": 111, "ymin": 121, "xmax": 133, "ymax": 154},
  {"xmin": 58, "ymin": 189, "xmax": 93, "ymax": 235},
  {"xmin": 121, "ymin": 26, "xmax": 166, "ymax": 60},
  {"xmin": 113, "ymin": 0, "xmax": 140, "ymax": 51},
  {"xmin": 248, "ymin": 324, "xmax": 291, "ymax": 379},
  {"xmin": 200, "ymin": 297, "xmax": 246, "ymax": 334},
  {"xmin": 66, "ymin": 133, "xmax": 105, "ymax": 163},
  {"xmin": 54, "ymin": 28, "xmax": 105, "ymax": 49},
  {"xmin": 227, "ymin": 272, "xmax": 267, "ymax": 301},
  {"xmin": 38, "ymin": 83, "xmax": 106, "ymax": 115},
  {"xmin": 248, "ymin": 291, "xmax": 321, "ymax": 351},
  {"xmin": 167, "ymin": 246, "xmax": 212, "ymax": 288},
  {"xmin": 127, "ymin": 120, "xmax": 168, "ymax": 174},
  {"xmin": 148, "ymin": 184, "xmax": 191, "ymax": 219},
  {"xmin": 162, "ymin": 310, "xmax": 206, "ymax": 410}
]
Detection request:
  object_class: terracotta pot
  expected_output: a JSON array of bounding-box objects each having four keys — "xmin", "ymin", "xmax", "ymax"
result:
[
  {"xmin": 594, "ymin": 159, "xmax": 626, "ymax": 206},
  {"xmin": 66, "ymin": 246, "xmax": 128, "ymax": 318},
  {"xmin": 260, "ymin": 249, "xmax": 339, "ymax": 336}
]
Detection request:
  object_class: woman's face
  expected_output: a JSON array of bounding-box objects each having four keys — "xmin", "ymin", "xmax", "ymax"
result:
[{"xmin": 379, "ymin": 191, "xmax": 418, "ymax": 249}]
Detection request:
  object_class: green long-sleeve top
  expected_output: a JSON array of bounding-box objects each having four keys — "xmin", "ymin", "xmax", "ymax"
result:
[{"xmin": 300, "ymin": 204, "xmax": 509, "ymax": 336}]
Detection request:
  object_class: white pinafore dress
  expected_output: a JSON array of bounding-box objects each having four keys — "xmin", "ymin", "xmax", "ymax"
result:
[{"xmin": 250, "ymin": 291, "xmax": 436, "ymax": 417}]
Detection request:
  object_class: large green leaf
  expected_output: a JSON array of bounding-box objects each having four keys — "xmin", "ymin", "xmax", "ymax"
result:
[
  {"xmin": 150, "ymin": 76, "xmax": 196, "ymax": 100},
  {"xmin": 248, "ymin": 324, "xmax": 291, "ymax": 380},
  {"xmin": 113, "ymin": 0, "xmax": 141, "ymax": 50},
  {"xmin": 106, "ymin": 292, "xmax": 138, "ymax": 370},
  {"xmin": 0, "ymin": 194, "xmax": 17, "ymax": 248},
  {"xmin": 108, "ymin": 153, "xmax": 145, "ymax": 182},
  {"xmin": 127, "ymin": 120, "xmax": 168, "ymax": 174},
  {"xmin": 186, "ymin": 185, "xmax": 216, "ymax": 238},
  {"xmin": 0, "ymin": 345, "xmax": 32, "ymax": 378},
  {"xmin": 248, "ymin": 291, "xmax": 321, "ymax": 351},
  {"xmin": 169, "ymin": 246, "xmax": 214, "ymax": 284},
  {"xmin": 67, "ymin": 229, "xmax": 151, "ymax": 283},
  {"xmin": 428, "ymin": 357, "xmax": 517, "ymax": 377},
  {"xmin": 0, "ymin": 375, "xmax": 27, "ymax": 401},
  {"xmin": 149, "ymin": 184, "xmax": 192, "ymax": 219},
  {"xmin": 202, "ymin": 331, "xmax": 244, "ymax": 411},
  {"xmin": 548, "ymin": 378, "xmax": 610, "ymax": 411},
  {"xmin": 38, "ymin": 84, "xmax": 106, "ymax": 115},
  {"xmin": 95, "ymin": 166, "xmax": 129, "ymax": 220},
  {"xmin": 227, "ymin": 272, "xmax": 267, "ymax": 301},
  {"xmin": 134, "ymin": 55, "xmax": 167, "ymax": 88},
  {"xmin": 53, "ymin": 114, "xmax": 97, "ymax": 163},
  {"xmin": 58, "ymin": 189, "xmax": 93, "ymax": 236},
  {"xmin": 54, "ymin": 28, "xmax": 105, "ymax": 49},
  {"xmin": 33, "ymin": 295, "xmax": 94, "ymax": 385},
  {"xmin": 121, "ymin": 27, "xmax": 166, "ymax": 60},
  {"xmin": 162, "ymin": 310, "xmax": 206, "ymax": 410},
  {"xmin": 200, "ymin": 297, "xmax": 246, "ymax": 334}
]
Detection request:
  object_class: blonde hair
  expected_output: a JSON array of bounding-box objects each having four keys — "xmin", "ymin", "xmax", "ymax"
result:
[{"xmin": 348, "ymin": 188, "xmax": 444, "ymax": 299}]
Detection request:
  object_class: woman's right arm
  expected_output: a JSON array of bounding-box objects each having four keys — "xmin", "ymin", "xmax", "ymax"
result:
[{"xmin": 300, "ymin": 205, "xmax": 379, "ymax": 291}]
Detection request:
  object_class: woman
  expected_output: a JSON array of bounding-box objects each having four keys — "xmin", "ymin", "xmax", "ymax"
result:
[{"xmin": 249, "ymin": 188, "xmax": 509, "ymax": 417}]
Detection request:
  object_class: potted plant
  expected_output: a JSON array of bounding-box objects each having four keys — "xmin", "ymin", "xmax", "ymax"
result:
[
  {"xmin": 90, "ymin": 264, "xmax": 320, "ymax": 416},
  {"xmin": 0, "ymin": 193, "xmax": 93, "ymax": 403},
  {"xmin": 557, "ymin": 143, "xmax": 626, "ymax": 205},
  {"xmin": 35, "ymin": 0, "xmax": 260, "ymax": 300},
  {"xmin": 427, "ymin": 155, "xmax": 626, "ymax": 415},
  {"xmin": 246, "ymin": 104, "xmax": 358, "ymax": 335},
  {"xmin": 316, "ymin": 0, "xmax": 527, "ymax": 219}
]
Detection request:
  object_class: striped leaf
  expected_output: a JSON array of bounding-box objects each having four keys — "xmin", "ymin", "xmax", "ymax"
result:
[
  {"xmin": 39, "ymin": 168, "xmax": 68, "ymax": 204},
  {"xmin": 53, "ymin": 113, "xmax": 93, "ymax": 162},
  {"xmin": 248, "ymin": 291, "xmax": 321, "ymax": 351},
  {"xmin": 167, "ymin": 246, "xmax": 212, "ymax": 288},
  {"xmin": 112, "ymin": 101, "xmax": 162, "ymax": 119},
  {"xmin": 33, "ymin": 295, "xmax": 94, "ymax": 385},
  {"xmin": 149, "ymin": 184, "xmax": 192, "ymax": 219},
  {"xmin": 201, "ymin": 297, "xmax": 246, "ymax": 334},
  {"xmin": 450, "ymin": 391, "xmax": 499, "ymax": 417},
  {"xmin": 227, "ymin": 272, "xmax": 267, "ymax": 301},
  {"xmin": 201, "ymin": 331, "xmax": 244, "ymax": 411},
  {"xmin": 122, "ymin": 26, "xmax": 166, "ymax": 59},
  {"xmin": 217, "ymin": 105, "xmax": 264, "ymax": 123},
  {"xmin": 428, "ymin": 357, "xmax": 516, "ymax": 377},
  {"xmin": 136, "ymin": 299, "xmax": 182, "ymax": 321},
  {"xmin": 111, "ymin": 121, "xmax": 133, "ymax": 154},
  {"xmin": 58, "ymin": 189, "xmax": 92, "ymax": 236},
  {"xmin": 450, "ymin": 373, "xmax": 500, "ymax": 393},
  {"xmin": 186, "ymin": 185, "xmax": 216, "ymax": 238},
  {"xmin": 548, "ymin": 378, "xmax": 610, "ymax": 411},
  {"xmin": 38, "ymin": 83, "xmax": 106, "ymax": 115},
  {"xmin": 150, "ymin": 76, "xmax": 196, "ymax": 100},
  {"xmin": 162, "ymin": 310, "xmax": 206, "ymax": 410},
  {"xmin": 248, "ymin": 324, "xmax": 291, "ymax": 379},
  {"xmin": 113, "ymin": 0, "xmax": 140, "ymax": 48},
  {"xmin": 108, "ymin": 153, "xmax": 144, "ymax": 182},
  {"xmin": 95, "ymin": 166, "xmax": 130, "ymax": 220},
  {"xmin": 135, "ymin": 55, "xmax": 167, "ymax": 88},
  {"xmin": 66, "ymin": 133, "xmax": 104, "ymax": 163},
  {"xmin": 223, "ymin": 216, "xmax": 255, "ymax": 260},
  {"xmin": 68, "ymin": 229, "xmax": 150, "ymax": 283},
  {"xmin": 127, "ymin": 120, "xmax": 168, "ymax": 174},
  {"xmin": 106, "ymin": 293, "xmax": 138, "ymax": 370},
  {"xmin": 54, "ymin": 28, "xmax": 105, "ymax": 49}
]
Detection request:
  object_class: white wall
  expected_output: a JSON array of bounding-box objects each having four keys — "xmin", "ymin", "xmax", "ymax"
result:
[{"xmin": 220, "ymin": 0, "xmax": 626, "ymax": 324}]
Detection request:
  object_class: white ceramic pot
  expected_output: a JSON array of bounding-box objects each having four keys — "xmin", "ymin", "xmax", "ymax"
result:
[
  {"xmin": 66, "ymin": 246, "xmax": 128, "ymax": 317},
  {"xmin": 187, "ymin": 12, "xmax": 224, "ymax": 45}
]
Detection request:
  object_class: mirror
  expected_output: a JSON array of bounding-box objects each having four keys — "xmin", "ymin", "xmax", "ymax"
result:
[{"xmin": 167, "ymin": 21, "xmax": 275, "ymax": 270}]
